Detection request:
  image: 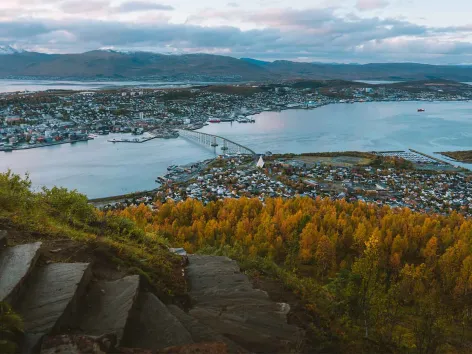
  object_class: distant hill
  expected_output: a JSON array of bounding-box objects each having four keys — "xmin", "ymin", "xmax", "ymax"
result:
[
  {"xmin": 0, "ymin": 51, "xmax": 273, "ymax": 81},
  {"xmin": 2, "ymin": 50, "xmax": 472, "ymax": 81}
]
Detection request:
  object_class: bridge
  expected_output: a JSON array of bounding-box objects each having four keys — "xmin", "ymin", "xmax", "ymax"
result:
[{"xmin": 178, "ymin": 129, "xmax": 256, "ymax": 156}]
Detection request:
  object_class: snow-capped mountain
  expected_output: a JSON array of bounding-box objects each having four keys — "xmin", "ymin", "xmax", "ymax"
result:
[{"xmin": 0, "ymin": 45, "xmax": 24, "ymax": 55}]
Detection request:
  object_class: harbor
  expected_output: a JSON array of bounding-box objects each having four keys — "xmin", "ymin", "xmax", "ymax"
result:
[
  {"xmin": 2, "ymin": 101, "xmax": 472, "ymax": 198},
  {"xmin": 0, "ymin": 137, "xmax": 92, "ymax": 152}
]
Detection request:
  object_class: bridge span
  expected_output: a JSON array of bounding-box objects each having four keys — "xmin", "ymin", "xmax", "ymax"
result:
[{"xmin": 178, "ymin": 129, "xmax": 256, "ymax": 156}]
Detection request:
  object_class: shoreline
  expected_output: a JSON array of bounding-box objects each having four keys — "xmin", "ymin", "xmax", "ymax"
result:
[
  {"xmin": 436, "ymin": 150, "xmax": 472, "ymax": 164},
  {"xmin": 2, "ymin": 99, "xmax": 471, "ymax": 151},
  {"xmin": 86, "ymin": 148, "xmax": 471, "ymax": 203},
  {"xmin": 1, "ymin": 138, "xmax": 92, "ymax": 152},
  {"xmin": 88, "ymin": 189, "xmax": 159, "ymax": 206}
]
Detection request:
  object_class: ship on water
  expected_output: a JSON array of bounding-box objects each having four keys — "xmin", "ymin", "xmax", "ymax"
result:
[
  {"xmin": 208, "ymin": 118, "xmax": 221, "ymax": 123},
  {"xmin": 418, "ymin": 108, "xmax": 425, "ymax": 112},
  {"xmin": 237, "ymin": 117, "xmax": 256, "ymax": 123}
]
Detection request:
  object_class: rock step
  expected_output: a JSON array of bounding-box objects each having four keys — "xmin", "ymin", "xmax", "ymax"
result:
[
  {"xmin": 121, "ymin": 292, "xmax": 194, "ymax": 350},
  {"xmin": 0, "ymin": 241, "xmax": 42, "ymax": 304},
  {"xmin": 186, "ymin": 255, "xmax": 304, "ymax": 353},
  {"xmin": 77, "ymin": 275, "xmax": 140, "ymax": 346},
  {"xmin": 189, "ymin": 307, "xmax": 302, "ymax": 353},
  {"xmin": 167, "ymin": 304, "xmax": 247, "ymax": 354},
  {"xmin": 16, "ymin": 262, "xmax": 92, "ymax": 352},
  {"xmin": 192, "ymin": 297, "xmax": 291, "ymax": 321}
]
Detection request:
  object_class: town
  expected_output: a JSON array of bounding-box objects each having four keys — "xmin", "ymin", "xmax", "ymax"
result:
[
  {"xmin": 99, "ymin": 149, "xmax": 472, "ymax": 218},
  {"xmin": 2, "ymin": 79, "xmax": 472, "ymax": 151}
]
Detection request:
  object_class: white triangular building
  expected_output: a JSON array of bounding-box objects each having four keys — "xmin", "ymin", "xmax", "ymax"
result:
[{"xmin": 256, "ymin": 156, "xmax": 265, "ymax": 168}]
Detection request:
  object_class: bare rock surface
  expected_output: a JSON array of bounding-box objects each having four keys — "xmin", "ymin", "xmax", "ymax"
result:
[
  {"xmin": 122, "ymin": 292, "xmax": 194, "ymax": 350},
  {"xmin": 186, "ymin": 255, "xmax": 303, "ymax": 353},
  {"xmin": 167, "ymin": 304, "xmax": 246, "ymax": 354},
  {"xmin": 78, "ymin": 275, "xmax": 140, "ymax": 345},
  {"xmin": 17, "ymin": 262, "xmax": 92, "ymax": 351},
  {"xmin": 0, "ymin": 242, "xmax": 41, "ymax": 303}
]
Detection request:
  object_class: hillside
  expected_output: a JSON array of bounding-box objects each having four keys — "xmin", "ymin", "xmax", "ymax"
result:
[
  {"xmin": 2, "ymin": 171, "xmax": 472, "ymax": 353},
  {"xmin": 263, "ymin": 61, "xmax": 472, "ymax": 81},
  {"xmin": 3, "ymin": 50, "xmax": 472, "ymax": 81},
  {"xmin": 0, "ymin": 51, "xmax": 273, "ymax": 81},
  {"xmin": 0, "ymin": 171, "xmax": 303, "ymax": 353}
]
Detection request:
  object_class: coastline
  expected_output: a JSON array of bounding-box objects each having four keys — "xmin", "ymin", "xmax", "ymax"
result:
[
  {"xmin": 2, "ymin": 98, "xmax": 471, "ymax": 151},
  {"xmin": 1, "ymin": 137, "xmax": 92, "ymax": 152},
  {"xmin": 436, "ymin": 150, "xmax": 472, "ymax": 164},
  {"xmin": 88, "ymin": 189, "xmax": 159, "ymax": 206}
]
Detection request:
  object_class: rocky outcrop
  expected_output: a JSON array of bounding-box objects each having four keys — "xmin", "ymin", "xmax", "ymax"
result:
[
  {"xmin": 167, "ymin": 305, "xmax": 245, "ymax": 354},
  {"xmin": 77, "ymin": 276, "xmax": 140, "ymax": 345},
  {"xmin": 18, "ymin": 262, "xmax": 92, "ymax": 352},
  {"xmin": 0, "ymin": 231, "xmax": 303, "ymax": 353},
  {"xmin": 186, "ymin": 255, "xmax": 304, "ymax": 353},
  {"xmin": 122, "ymin": 292, "xmax": 194, "ymax": 350},
  {"xmin": 0, "ymin": 242, "xmax": 41, "ymax": 303}
]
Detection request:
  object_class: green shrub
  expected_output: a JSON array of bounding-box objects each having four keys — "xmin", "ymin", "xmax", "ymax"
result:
[{"xmin": 0, "ymin": 302, "xmax": 23, "ymax": 354}]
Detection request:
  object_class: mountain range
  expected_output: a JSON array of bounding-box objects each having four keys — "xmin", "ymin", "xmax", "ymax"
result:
[
  {"xmin": 2, "ymin": 48, "xmax": 472, "ymax": 81},
  {"xmin": 0, "ymin": 45, "xmax": 24, "ymax": 55}
]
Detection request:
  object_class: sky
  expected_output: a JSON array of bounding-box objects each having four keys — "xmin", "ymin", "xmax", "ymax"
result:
[{"xmin": 1, "ymin": 0, "xmax": 472, "ymax": 64}]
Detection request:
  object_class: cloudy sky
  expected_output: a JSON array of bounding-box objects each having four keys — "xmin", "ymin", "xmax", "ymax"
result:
[{"xmin": 1, "ymin": 0, "xmax": 472, "ymax": 63}]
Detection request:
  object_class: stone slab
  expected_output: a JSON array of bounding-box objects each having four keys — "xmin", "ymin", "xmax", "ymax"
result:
[
  {"xmin": 18, "ymin": 262, "xmax": 91, "ymax": 353},
  {"xmin": 121, "ymin": 292, "xmax": 194, "ymax": 350},
  {"xmin": 18, "ymin": 263, "xmax": 92, "ymax": 334},
  {"xmin": 78, "ymin": 275, "xmax": 140, "ymax": 345},
  {"xmin": 0, "ymin": 242, "xmax": 42, "ymax": 303},
  {"xmin": 167, "ymin": 305, "xmax": 246, "ymax": 354},
  {"xmin": 186, "ymin": 255, "xmax": 303, "ymax": 353}
]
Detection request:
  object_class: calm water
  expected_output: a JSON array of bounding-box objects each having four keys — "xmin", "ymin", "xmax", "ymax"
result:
[
  {"xmin": 2, "ymin": 101, "xmax": 472, "ymax": 197},
  {"xmin": 0, "ymin": 134, "xmax": 214, "ymax": 198},
  {"xmin": 200, "ymin": 100, "xmax": 472, "ymax": 162},
  {"xmin": 0, "ymin": 79, "xmax": 225, "ymax": 93}
]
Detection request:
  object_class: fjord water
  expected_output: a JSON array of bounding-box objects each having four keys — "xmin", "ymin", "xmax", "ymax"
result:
[
  {"xmin": 0, "ymin": 79, "xmax": 221, "ymax": 93},
  {"xmin": 201, "ymin": 101, "xmax": 472, "ymax": 158},
  {"xmin": 0, "ymin": 136, "xmax": 215, "ymax": 198},
  {"xmin": 2, "ymin": 101, "xmax": 472, "ymax": 197}
]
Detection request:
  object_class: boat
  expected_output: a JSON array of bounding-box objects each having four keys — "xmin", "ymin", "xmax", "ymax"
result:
[
  {"xmin": 418, "ymin": 108, "xmax": 425, "ymax": 112},
  {"xmin": 208, "ymin": 118, "xmax": 221, "ymax": 123}
]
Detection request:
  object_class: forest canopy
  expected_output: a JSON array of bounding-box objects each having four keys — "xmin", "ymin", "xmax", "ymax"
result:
[{"xmin": 111, "ymin": 197, "xmax": 472, "ymax": 353}]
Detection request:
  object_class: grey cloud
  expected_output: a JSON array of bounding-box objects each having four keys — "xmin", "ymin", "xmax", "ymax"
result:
[
  {"xmin": 1, "ymin": 7, "xmax": 472, "ymax": 64},
  {"xmin": 355, "ymin": 0, "xmax": 389, "ymax": 11},
  {"xmin": 116, "ymin": 1, "xmax": 174, "ymax": 12},
  {"xmin": 0, "ymin": 21, "xmax": 50, "ymax": 38},
  {"xmin": 60, "ymin": 0, "xmax": 110, "ymax": 14}
]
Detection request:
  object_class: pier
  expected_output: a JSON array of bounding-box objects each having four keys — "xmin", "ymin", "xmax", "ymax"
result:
[{"xmin": 178, "ymin": 129, "xmax": 256, "ymax": 156}]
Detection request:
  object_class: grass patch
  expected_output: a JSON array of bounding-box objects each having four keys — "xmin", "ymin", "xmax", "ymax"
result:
[{"xmin": 0, "ymin": 171, "xmax": 185, "ymax": 300}]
